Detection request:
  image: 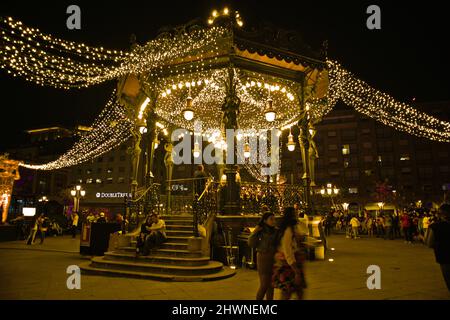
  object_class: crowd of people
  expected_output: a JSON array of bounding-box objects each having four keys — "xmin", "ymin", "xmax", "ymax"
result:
[
  {"xmin": 9, "ymin": 210, "xmax": 128, "ymax": 245},
  {"xmin": 321, "ymin": 207, "xmax": 440, "ymax": 243}
]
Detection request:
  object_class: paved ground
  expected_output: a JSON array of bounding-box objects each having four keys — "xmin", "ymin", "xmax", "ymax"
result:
[{"xmin": 0, "ymin": 234, "xmax": 449, "ymax": 300}]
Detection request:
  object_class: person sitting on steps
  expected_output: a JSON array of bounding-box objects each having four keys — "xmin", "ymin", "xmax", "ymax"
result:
[{"xmin": 138, "ymin": 214, "xmax": 167, "ymax": 256}]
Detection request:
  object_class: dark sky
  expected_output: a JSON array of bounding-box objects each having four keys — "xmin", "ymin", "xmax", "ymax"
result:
[{"xmin": 1, "ymin": 0, "xmax": 449, "ymax": 149}]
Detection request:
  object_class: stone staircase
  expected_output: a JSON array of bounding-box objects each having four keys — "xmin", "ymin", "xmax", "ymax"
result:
[{"xmin": 80, "ymin": 215, "xmax": 236, "ymax": 281}]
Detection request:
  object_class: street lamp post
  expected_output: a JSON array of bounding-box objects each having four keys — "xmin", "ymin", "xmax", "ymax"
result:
[
  {"xmin": 320, "ymin": 183, "xmax": 340, "ymax": 209},
  {"xmin": 70, "ymin": 185, "xmax": 86, "ymax": 214}
]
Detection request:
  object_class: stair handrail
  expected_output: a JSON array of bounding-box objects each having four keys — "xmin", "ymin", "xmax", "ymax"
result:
[
  {"xmin": 193, "ymin": 177, "xmax": 217, "ymax": 237},
  {"xmin": 130, "ymin": 182, "xmax": 161, "ymax": 203}
]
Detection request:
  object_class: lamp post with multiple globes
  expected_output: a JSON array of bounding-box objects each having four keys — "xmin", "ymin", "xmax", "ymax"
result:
[{"xmin": 70, "ymin": 185, "xmax": 86, "ymax": 214}]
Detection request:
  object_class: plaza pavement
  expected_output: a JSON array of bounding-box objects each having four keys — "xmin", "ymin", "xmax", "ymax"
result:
[{"xmin": 0, "ymin": 234, "xmax": 449, "ymax": 300}]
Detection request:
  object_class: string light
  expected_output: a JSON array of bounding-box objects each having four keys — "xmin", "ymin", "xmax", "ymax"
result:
[
  {"xmin": 19, "ymin": 90, "xmax": 133, "ymax": 170},
  {"xmin": 0, "ymin": 17, "xmax": 229, "ymax": 89},
  {"xmin": 327, "ymin": 60, "xmax": 450, "ymax": 142}
]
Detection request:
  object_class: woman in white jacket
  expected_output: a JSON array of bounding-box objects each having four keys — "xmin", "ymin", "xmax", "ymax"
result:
[{"xmin": 272, "ymin": 207, "xmax": 308, "ymax": 300}]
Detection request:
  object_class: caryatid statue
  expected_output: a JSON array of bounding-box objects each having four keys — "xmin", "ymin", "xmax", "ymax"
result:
[
  {"xmin": 164, "ymin": 142, "xmax": 174, "ymax": 213},
  {"xmin": 308, "ymin": 126, "xmax": 319, "ymax": 187},
  {"xmin": 129, "ymin": 128, "xmax": 142, "ymax": 197}
]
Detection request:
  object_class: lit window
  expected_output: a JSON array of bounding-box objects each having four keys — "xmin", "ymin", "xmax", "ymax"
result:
[
  {"xmin": 86, "ymin": 178, "xmax": 93, "ymax": 184},
  {"xmin": 95, "ymin": 179, "xmax": 102, "ymax": 184},
  {"xmin": 107, "ymin": 168, "xmax": 113, "ymax": 174},
  {"xmin": 348, "ymin": 188, "xmax": 358, "ymax": 194},
  {"xmin": 400, "ymin": 155, "xmax": 410, "ymax": 161},
  {"xmin": 342, "ymin": 145, "xmax": 350, "ymax": 155},
  {"xmin": 106, "ymin": 178, "xmax": 113, "ymax": 184}
]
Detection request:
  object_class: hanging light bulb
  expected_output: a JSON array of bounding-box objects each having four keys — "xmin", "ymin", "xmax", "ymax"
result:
[
  {"xmin": 287, "ymin": 128, "xmax": 295, "ymax": 152},
  {"xmin": 244, "ymin": 141, "xmax": 251, "ymax": 158},
  {"xmin": 183, "ymin": 86, "xmax": 194, "ymax": 121},
  {"xmin": 265, "ymin": 89, "xmax": 276, "ymax": 122},
  {"xmin": 154, "ymin": 138, "xmax": 159, "ymax": 150},
  {"xmin": 193, "ymin": 141, "xmax": 201, "ymax": 158}
]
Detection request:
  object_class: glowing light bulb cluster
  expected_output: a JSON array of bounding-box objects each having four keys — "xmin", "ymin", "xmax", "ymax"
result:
[{"xmin": 207, "ymin": 7, "xmax": 243, "ymax": 27}]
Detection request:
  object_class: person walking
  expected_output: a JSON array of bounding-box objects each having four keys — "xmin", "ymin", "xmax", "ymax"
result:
[
  {"xmin": 37, "ymin": 214, "xmax": 49, "ymax": 244},
  {"xmin": 71, "ymin": 212, "xmax": 79, "ymax": 239},
  {"xmin": 367, "ymin": 216, "xmax": 374, "ymax": 237},
  {"xmin": 392, "ymin": 213, "xmax": 401, "ymax": 239},
  {"xmin": 376, "ymin": 215, "xmax": 385, "ymax": 238},
  {"xmin": 350, "ymin": 215, "xmax": 361, "ymax": 239},
  {"xmin": 383, "ymin": 214, "xmax": 393, "ymax": 240},
  {"xmin": 248, "ymin": 211, "xmax": 278, "ymax": 300},
  {"xmin": 425, "ymin": 204, "xmax": 450, "ymax": 291},
  {"xmin": 422, "ymin": 214, "xmax": 431, "ymax": 240},
  {"xmin": 26, "ymin": 215, "xmax": 39, "ymax": 245},
  {"xmin": 97, "ymin": 212, "xmax": 107, "ymax": 223},
  {"xmin": 401, "ymin": 212, "xmax": 413, "ymax": 243},
  {"xmin": 272, "ymin": 207, "xmax": 307, "ymax": 300}
]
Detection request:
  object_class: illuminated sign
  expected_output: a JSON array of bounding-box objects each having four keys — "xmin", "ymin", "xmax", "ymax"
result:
[
  {"xmin": 23, "ymin": 207, "xmax": 36, "ymax": 216},
  {"xmin": 95, "ymin": 192, "xmax": 131, "ymax": 198}
]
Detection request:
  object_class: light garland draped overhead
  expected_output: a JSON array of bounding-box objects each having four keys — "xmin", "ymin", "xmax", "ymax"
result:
[
  {"xmin": 1, "ymin": 16, "xmax": 228, "ymax": 89},
  {"xmin": 326, "ymin": 60, "xmax": 450, "ymax": 142},
  {"xmin": 19, "ymin": 90, "xmax": 134, "ymax": 170},
  {"xmin": 2, "ymin": 16, "xmax": 450, "ymax": 174}
]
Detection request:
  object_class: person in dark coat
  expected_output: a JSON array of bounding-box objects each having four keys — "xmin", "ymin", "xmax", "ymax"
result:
[
  {"xmin": 426, "ymin": 203, "xmax": 450, "ymax": 291},
  {"xmin": 193, "ymin": 165, "xmax": 208, "ymax": 196}
]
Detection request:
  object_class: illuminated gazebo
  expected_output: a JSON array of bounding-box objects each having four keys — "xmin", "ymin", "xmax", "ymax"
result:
[
  {"xmin": 116, "ymin": 8, "xmax": 329, "ymax": 216},
  {"xmin": 1, "ymin": 7, "xmax": 449, "ymax": 223}
]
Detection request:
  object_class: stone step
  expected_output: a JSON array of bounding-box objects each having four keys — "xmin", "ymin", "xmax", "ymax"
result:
[
  {"xmin": 165, "ymin": 225, "xmax": 192, "ymax": 231},
  {"xmin": 164, "ymin": 220, "xmax": 192, "ymax": 226},
  {"xmin": 131, "ymin": 236, "xmax": 190, "ymax": 244},
  {"xmin": 116, "ymin": 247, "xmax": 203, "ymax": 258},
  {"xmin": 104, "ymin": 251, "xmax": 210, "ymax": 266},
  {"xmin": 160, "ymin": 215, "xmax": 192, "ymax": 220},
  {"xmin": 89, "ymin": 256, "xmax": 224, "ymax": 275},
  {"xmin": 166, "ymin": 230, "xmax": 193, "ymax": 236},
  {"xmin": 160, "ymin": 242, "xmax": 188, "ymax": 250},
  {"xmin": 79, "ymin": 262, "xmax": 236, "ymax": 282}
]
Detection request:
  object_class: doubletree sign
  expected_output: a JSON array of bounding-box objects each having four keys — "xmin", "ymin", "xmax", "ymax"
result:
[{"xmin": 95, "ymin": 192, "xmax": 132, "ymax": 199}]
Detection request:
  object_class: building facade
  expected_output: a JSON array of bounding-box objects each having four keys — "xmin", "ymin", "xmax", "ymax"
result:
[{"xmin": 281, "ymin": 101, "xmax": 450, "ymax": 210}]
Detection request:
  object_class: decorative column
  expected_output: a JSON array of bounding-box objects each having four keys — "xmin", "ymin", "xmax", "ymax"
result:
[
  {"xmin": 144, "ymin": 108, "xmax": 157, "ymax": 215},
  {"xmin": 164, "ymin": 142, "xmax": 174, "ymax": 215},
  {"xmin": 129, "ymin": 128, "xmax": 142, "ymax": 201},
  {"xmin": 221, "ymin": 67, "xmax": 241, "ymax": 215},
  {"xmin": 298, "ymin": 81, "xmax": 312, "ymax": 214}
]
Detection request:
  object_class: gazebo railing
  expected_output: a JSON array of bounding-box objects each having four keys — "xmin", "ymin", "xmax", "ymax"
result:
[{"xmin": 240, "ymin": 182, "xmax": 304, "ymax": 214}]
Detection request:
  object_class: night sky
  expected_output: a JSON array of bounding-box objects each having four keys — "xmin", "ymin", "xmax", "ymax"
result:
[{"xmin": 1, "ymin": 0, "xmax": 449, "ymax": 150}]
